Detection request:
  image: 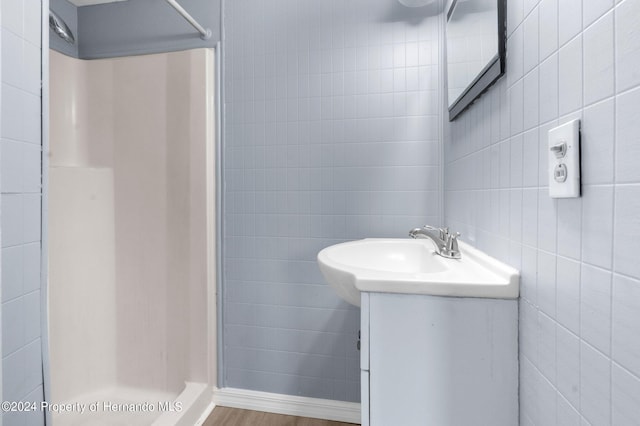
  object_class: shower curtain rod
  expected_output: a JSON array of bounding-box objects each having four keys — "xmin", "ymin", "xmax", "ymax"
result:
[{"xmin": 165, "ymin": 0, "xmax": 212, "ymax": 40}]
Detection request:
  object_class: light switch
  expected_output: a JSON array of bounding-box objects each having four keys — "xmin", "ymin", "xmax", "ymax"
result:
[{"xmin": 548, "ymin": 119, "xmax": 580, "ymax": 198}]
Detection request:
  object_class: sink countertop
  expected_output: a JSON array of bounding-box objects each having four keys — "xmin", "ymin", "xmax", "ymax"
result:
[{"xmin": 318, "ymin": 238, "xmax": 520, "ymax": 306}]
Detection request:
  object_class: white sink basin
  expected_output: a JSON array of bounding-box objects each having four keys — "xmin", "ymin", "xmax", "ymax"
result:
[{"xmin": 317, "ymin": 238, "xmax": 519, "ymax": 306}]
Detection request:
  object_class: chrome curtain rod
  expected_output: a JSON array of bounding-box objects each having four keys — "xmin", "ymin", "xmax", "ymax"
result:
[{"xmin": 165, "ymin": 0, "xmax": 212, "ymax": 40}]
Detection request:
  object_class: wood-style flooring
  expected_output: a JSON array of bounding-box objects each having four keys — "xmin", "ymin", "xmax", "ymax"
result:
[{"xmin": 203, "ymin": 407, "xmax": 358, "ymax": 426}]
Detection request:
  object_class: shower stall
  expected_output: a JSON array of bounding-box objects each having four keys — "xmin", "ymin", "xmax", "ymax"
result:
[{"xmin": 47, "ymin": 45, "xmax": 216, "ymax": 425}]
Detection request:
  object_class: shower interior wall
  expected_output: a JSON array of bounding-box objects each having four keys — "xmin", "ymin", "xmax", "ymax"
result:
[{"xmin": 48, "ymin": 48, "xmax": 213, "ymax": 419}]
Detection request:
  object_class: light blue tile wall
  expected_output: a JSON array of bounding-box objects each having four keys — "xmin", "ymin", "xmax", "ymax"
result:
[
  {"xmin": 1, "ymin": 0, "xmax": 45, "ymax": 424},
  {"xmin": 223, "ymin": 0, "xmax": 443, "ymax": 401},
  {"xmin": 444, "ymin": 0, "xmax": 640, "ymax": 424}
]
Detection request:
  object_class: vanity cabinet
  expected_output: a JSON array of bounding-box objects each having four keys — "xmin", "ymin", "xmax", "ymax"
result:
[{"xmin": 360, "ymin": 292, "xmax": 518, "ymax": 426}]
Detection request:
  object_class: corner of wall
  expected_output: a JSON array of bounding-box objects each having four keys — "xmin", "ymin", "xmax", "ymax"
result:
[{"xmin": 50, "ymin": 0, "xmax": 79, "ymax": 58}]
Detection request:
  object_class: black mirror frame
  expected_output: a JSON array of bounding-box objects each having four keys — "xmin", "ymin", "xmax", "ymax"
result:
[{"xmin": 447, "ymin": 0, "xmax": 507, "ymax": 121}]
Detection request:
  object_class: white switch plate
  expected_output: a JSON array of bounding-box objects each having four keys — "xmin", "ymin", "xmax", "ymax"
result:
[{"xmin": 548, "ymin": 119, "xmax": 580, "ymax": 198}]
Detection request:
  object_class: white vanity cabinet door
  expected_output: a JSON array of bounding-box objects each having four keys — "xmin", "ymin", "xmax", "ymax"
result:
[
  {"xmin": 367, "ymin": 292, "xmax": 518, "ymax": 426},
  {"xmin": 360, "ymin": 292, "xmax": 369, "ymax": 371},
  {"xmin": 361, "ymin": 370, "xmax": 370, "ymax": 426},
  {"xmin": 360, "ymin": 292, "xmax": 370, "ymax": 426}
]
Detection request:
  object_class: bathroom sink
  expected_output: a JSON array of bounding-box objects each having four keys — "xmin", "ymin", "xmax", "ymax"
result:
[{"xmin": 317, "ymin": 238, "xmax": 519, "ymax": 306}]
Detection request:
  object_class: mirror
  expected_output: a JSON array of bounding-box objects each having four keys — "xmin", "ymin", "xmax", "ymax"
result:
[{"xmin": 445, "ymin": 0, "xmax": 506, "ymax": 120}]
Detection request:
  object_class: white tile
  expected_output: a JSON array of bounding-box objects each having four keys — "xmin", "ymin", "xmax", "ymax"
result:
[
  {"xmin": 486, "ymin": 146, "xmax": 497, "ymax": 190},
  {"xmin": 582, "ymin": 98, "xmax": 615, "ymax": 184},
  {"xmin": 523, "ymin": 68, "xmax": 539, "ymax": 130},
  {"xmin": 508, "ymin": 25, "xmax": 525, "ymax": 87},
  {"xmin": 557, "ymin": 325, "xmax": 580, "ymax": 408},
  {"xmin": 612, "ymin": 363, "xmax": 640, "ymax": 426},
  {"xmin": 580, "ymin": 342, "xmax": 612, "ymax": 426},
  {"xmin": 584, "ymin": 11, "xmax": 614, "ymax": 106},
  {"xmin": 556, "ymin": 257, "xmax": 580, "ymax": 333},
  {"xmin": 405, "ymin": 69, "xmax": 419, "ymax": 92},
  {"xmin": 2, "ymin": 245, "xmax": 23, "ymax": 302},
  {"xmin": 393, "ymin": 43, "xmax": 405, "ymax": 68},
  {"xmin": 1, "ymin": 83, "xmax": 24, "ymax": 141},
  {"xmin": 539, "ymin": 0, "xmax": 559, "ymax": 61},
  {"xmin": 538, "ymin": 311, "xmax": 557, "ymax": 383},
  {"xmin": 522, "ymin": 188, "xmax": 539, "ymax": 246},
  {"xmin": 557, "ymin": 197, "xmax": 581, "ymax": 260},
  {"xmin": 558, "ymin": 0, "xmax": 582, "ymax": 46},
  {"xmin": 22, "ymin": 242, "xmax": 41, "ymax": 293},
  {"xmin": 507, "ymin": 0, "xmax": 525, "ymax": 36},
  {"xmin": 23, "ymin": 0, "xmax": 42, "ymax": 46},
  {"xmin": 1, "ymin": 0, "xmax": 24, "ymax": 36},
  {"xmin": 1, "ymin": 194, "xmax": 23, "ymax": 247},
  {"xmin": 524, "ymin": 0, "xmax": 540, "ymax": 14},
  {"xmin": 584, "ymin": 0, "xmax": 614, "ymax": 27},
  {"xmin": 537, "ymin": 189, "xmax": 557, "ymax": 253},
  {"xmin": 2, "ymin": 347, "xmax": 25, "ymax": 403},
  {"xmin": 521, "ymin": 245, "xmax": 538, "ymax": 303},
  {"xmin": 1, "ymin": 28, "xmax": 24, "ymax": 88},
  {"xmin": 558, "ymin": 36, "xmax": 583, "ymax": 115},
  {"xmin": 581, "ymin": 264, "xmax": 612, "ymax": 355},
  {"xmin": 489, "ymin": 89, "xmax": 501, "ymax": 143},
  {"xmin": 616, "ymin": 0, "xmax": 640, "ymax": 92},
  {"xmin": 23, "ymin": 143, "xmax": 41, "ymax": 193},
  {"xmin": 612, "ymin": 274, "xmax": 640, "ymax": 378},
  {"xmin": 581, "ymin": 185, "xmax": 614, "ymax": 270},
  {"xmin": 393, "ymin": 69, "xmax": 406, "ymax": 92},
  {"xmin": 557, "ymin": 393, "xmax": 581, "ymax": 426},
  {"xmin": 522, "ymin": 129, "xmax": 539, "ymax": 187},
  {"xmin": 511, "ymin": 135, "xmax": 524, "ymax": 188},
  {"xmin": 520, "ymin": 299, "xmax": 539, "ymax": 364},
  {"xmin": 537, "ymin": 372, "xmax": 558, "ymax": 426},
  {"xmin": 23, "ymin": 40, "xmax": 41, "ymax": 96},
  {"xmin": 1, "ymin": 139, "xmax": 23, "ymax": 193},
  {"xmin": 537, "ymin": 250, "xmax": 557, "ymax": 317},
  {"xmin": 615, "ymin": 87, "xmax": 640, "ymax": 183},
  {"xmin": 614, "ymin": 185, "xmax": 640, "ymax": 279},
  {"xmin": 510, "ymin": 79, "xmax": 524, "ymax": 135},
  {"xmin": 22, "ymin": 194, "xmax": 41, "ymax": 244},
  {"xmin": 523, "ymin": 9, "xmax": 539, "ymax": 74},
  {"xmin": 23, "ymin": 339, "xmax": 42, "ymax": 399},
  {"xmin": 24, "ymin": 386, "xmax": 45, "ymax": 426},
  {"xmin": 498, "ymin": 80, "xmax": 511, "ymax": 140},
  {"xmin": 500, "ymin": 188, "xmax": 510, "ymax": 236},
  {"xmin": 405, "ymin": 42, "xmax": 418, "ymax": 67},
  {"xmin": 418, "ymin": 41, "xmax": 431, "ymax": 67},
  {"xmin": 23, "ymin": 290, "xmax": 40, "ymax": 343},
  {"xmin": 2, "ymin": 297, "xmax": 24, "ymax": 356},
  {"xmin": 510, "ymin": 189, "xmax": 523, "ymax": 242},
  {"xmin": 3, "ymin": 409, "xmax": 26, "ymax": 425},
  {"xmin": 520, "ymin": 358, "xmax": 539, "ymax": 424},
  {"xmin": 539, "ymin": 54, "xmax": 559, "ymax": 123}
]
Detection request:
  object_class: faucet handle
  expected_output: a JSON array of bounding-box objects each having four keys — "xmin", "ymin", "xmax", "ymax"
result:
[
  {"xmin": 440, "ymin": 227, "xmax": 450, "ymax": 239},
  {"xmin": 446, "ymin": 232, "xmax": 461, "ymax": 258}
]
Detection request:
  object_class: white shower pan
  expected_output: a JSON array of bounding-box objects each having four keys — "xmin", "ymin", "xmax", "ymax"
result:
[{"xmin": 51, "ymin": 383, "xmax": 211, "ymax": 426}]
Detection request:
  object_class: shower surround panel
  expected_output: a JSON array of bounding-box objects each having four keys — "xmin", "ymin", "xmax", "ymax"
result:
[{"xmin": 49, "ymin": 49, "xmax": 214, "ymax": 425}]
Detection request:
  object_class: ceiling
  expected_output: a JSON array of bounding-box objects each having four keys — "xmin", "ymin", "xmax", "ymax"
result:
[{"xmin": 67, "ymin": 0, "xmax": 127, "ymax": 6}]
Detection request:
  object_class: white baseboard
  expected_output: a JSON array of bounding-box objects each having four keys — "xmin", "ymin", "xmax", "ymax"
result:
[{"xmin": 213, "ymin": 387, "xmax": 361, "ymax": 424}]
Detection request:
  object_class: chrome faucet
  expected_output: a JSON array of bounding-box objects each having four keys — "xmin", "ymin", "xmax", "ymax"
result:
[{"xmin": 409, "ymin": 225, "xmax": 461, "ymax": 259}]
